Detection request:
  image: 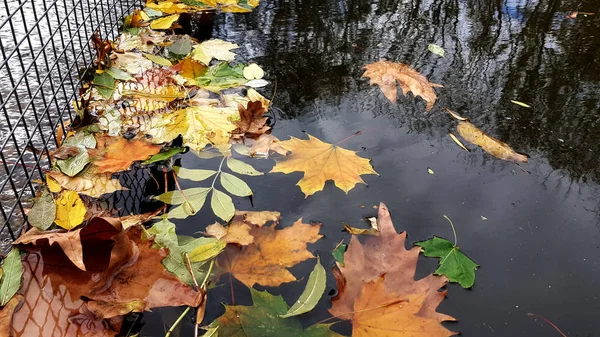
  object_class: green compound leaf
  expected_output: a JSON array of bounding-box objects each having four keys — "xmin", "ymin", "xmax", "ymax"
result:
[
  {"xmin": 280, "ymin": 256, "xmax": 326, "ymax": 318},
  {"xmin": 0, "ymin": 248, "xmax": 23, "ymax": 306},
  {"xmin": 226, "ymin": 157, "xmax": 263, "ymax": 176},
  {"xmin": 415, "ymin": 236, "xmax": 479, "ymax": 288},
  {"xmin": 220, "ymin": 172, "xmax": 252, "ymax": 197},
  {"xmin": 210, "ymin": 188, "xmax": 235, "ymax": 222},
  {"xmin": 156, "ymin": 187, "xmax": 211, "ymax": 219},
  {"xmin": 210, "ymin": 288, "xmax": 343, "ymax": 337},
  {"xmin": 173, "ymin": 166, "xmax": 217, "ymax": 181}
]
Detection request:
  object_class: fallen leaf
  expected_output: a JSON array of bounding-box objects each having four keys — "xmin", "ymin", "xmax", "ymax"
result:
[
  {"xmin": 156, "ymin": 187, "xmax": 211, "ymax": 219},
  {"xmin": 232, "ymin": 101, "xmax": 270, "ymax": 139},
  {"xmin": 172, "ymin": 57, "xmax": 208, "ymax": 83},
  {"xmin": 428, "ymin": 43, "xmax": 445, "ymax": 57},
  {"xmin": 279, "ymin": 256, "xmax": 326, "ymax": 318},
  {"xmin": 362, "ymin": 60, "xmax": 442, "ymax": 111},
  {"xmin": 27, "ymin": 188, "xmax": 56, "ymax": 230},
  {"xmin": 54, "ymin": 190, "xmax": 86, "ymax": 230},
  {"xmin": 329, "ymin": 202, "xmax": 456, "ymax": 337},
  {"xmin": 510, "ymin": 100, "xmax": 531, "ymax": 108},
  {"xmin": 415, "ymin": 236, "xmax": 478, "ymax": 288},
  {"xmin": 14, "ymin": 217, "xmax": 123, "ymax": 271},
  {"xmin": 144, "ymin": 53, "xmax": 172, "ymax": 66},
  {"xmin": 188, "ymin": 240, "xmax": 227, "ymax": 263},
  {"xmin": 88, "ymin": 136, "xmax": 162, "ymax": 173},
  {"xmin": 210, "ymin": 188, "xmax": 235, "ymax": 222},
  {"xmin": 0, "ymin": 249, "xmax": 22, "ymax": 306},
  {"xmin": 168, "ymin": 37, "xmax": 192, "ymax": 56},
  {"xmin": 92, "ymin": 72, "xmax": 115, "ymax": 99},
  {"xmin": 428, "ymin": 167, "xmax": 435, "ymax": 174},
  {"xmin": 209, "ymin": 288, "xmax": 343, "ymax": 337},
  {"xmin": 47, "ymin": 169, "xmax": 125, "ymax": 198},
  {"xmin": 50, "ymin": 145, "xmax": 81, "ymax": 160},
  {"xmin": 457, "ymin": 120, "xmax": 528, "ymax": 163},
  {"xmin": 113, "ymin": 52, "xmax": 154, "ymax": 75},
  {"xmin": 332, "ymin": 242, "xmax": 347, "ymax": 267},
  {"xmin": 351, "ymin": 275, "xmax": 456, "ymax": 337},
  {"xmin": 191, "ymin": 39, "xmax": 238, "ymax": 65},
  {"xmin": 144, "ymin": 106, "xmax": 237, "ymax": 153},
  {"xmin": 86, "ymin": 299, "xmax": 145, "ymax": 319},
  {"xmin": 271, "ymin": 134, "xmax": 378, "ymax": 197},
  {"xmin": 0, "ymin": 295, "xmax": 22, "ymax": 337},
  {"xmin": 243, "ymin": 63, "xmax": 264, "ymax": 79},
  {"xmin": 249, "ymin": 133, "xmax": 288, "ymax": 158},
  {"xmin": 55, "ymin": 145, "xmax": 90, "ymax": 177},
  {"xmin": 448, "ymin": 132, "xmax": 469, "ymax": 152},
  {"xmin": 205, "ymin": 222, "xmax": 253, "ymax": 245},
  {"xmin": 226, "ymin": 157, "xmax": 263, "ymax": 176},
  {"xmin": 149, "ymin": 14, "xmax": 180, "ymax": 29},
  {"xmin": 343, "ymin": 223, "xmax": 379, "ymax": 236},
  {"xmin": 219, "ymin": 212, "xmax": 322, "ymax": 287}
]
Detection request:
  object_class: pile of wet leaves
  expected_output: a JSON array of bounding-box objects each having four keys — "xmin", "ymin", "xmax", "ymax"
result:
[{"xmin": 0, "ymin": 0, "xmax": 552, "ymax": 336}]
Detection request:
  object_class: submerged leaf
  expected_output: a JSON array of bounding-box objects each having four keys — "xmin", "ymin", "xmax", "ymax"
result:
[
  {"xmin": 0, "ymin": 249, "xmax": 22, "ymax": 306},
  {"xmin": 415, "ymin": 236, "xmax": 479, "ymax": 288},
  {"xmin": 280, "ymin": 257, "xmax": 326, "ymax": 318},
  {"xmin": 271, "ymin": 134, "xmax": 378, "ymax": 197}
]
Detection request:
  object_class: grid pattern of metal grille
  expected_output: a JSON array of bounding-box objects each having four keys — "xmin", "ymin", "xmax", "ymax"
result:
[{"xmin": 0, "ymin": 0, "xmax": 143, "ymax": 246}]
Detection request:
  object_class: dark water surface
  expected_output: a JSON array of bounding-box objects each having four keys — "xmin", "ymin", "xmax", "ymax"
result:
[{"xmin": 142, "ymin": 0, "xmax": 600, "ymax": 336}]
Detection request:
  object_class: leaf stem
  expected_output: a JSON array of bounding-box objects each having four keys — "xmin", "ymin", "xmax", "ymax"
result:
[
  {"xmin": 173, "ymin": 170, "xmax": 195, "ymax": 215},
  {"xmin": 184, "ymin": 252, "xmax": 200, "ymax": 290},
  {"xmin": 336, "ymin": 127, "xmax": 378, "ymax": 145},
  {"xmin": 210, "ymin": 157, "xmax": 225, "ymax": 189},
  {"xmin": 201, "ymin": 259, "xmax": 215, "ymax": 289},
  {"xmin": 165, "ymin": 307, "xmax": 190, "ymax": 337},
  {"xmin": 443, "ymin": 215, "xmax": 458, "ymax": 246}
]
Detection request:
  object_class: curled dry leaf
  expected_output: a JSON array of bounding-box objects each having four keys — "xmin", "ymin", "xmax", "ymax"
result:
[
  {"xmin": 362, "ymin": 60, "xmax": 442, "ymax": 111},
  {"xmin": 218, "ymin": 211, "xmax": 322, "ymax": 287},
  {"xmin": 457, "ymin": 120, "xmax": 528, "ymax": 163},
  {"xmin": 232, "ymin": 101, "xmax": 270, "ymax": 139},
  {"xmin": 329, "ymin": 202, "xmax": 457, "ymax": 336},
  {"xmin": 271, "ymin": 134, "xmax": 378, "ymax": 197}
]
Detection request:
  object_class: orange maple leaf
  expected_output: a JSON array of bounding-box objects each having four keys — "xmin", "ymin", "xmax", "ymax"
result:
[
  {"xmin": 89, "ymin": 136, "xmax": 161, "ymax": 173},
  {"xmin": 362, "ymin": 60, "xmax": 442, "ymax": 111},
  {"xmin": 218, "ymin": 211, "xmax": 322, "ymax": 287},
  {"xmin": 329, "ymin": 202, "xmax": 457, "ymax": 336}
]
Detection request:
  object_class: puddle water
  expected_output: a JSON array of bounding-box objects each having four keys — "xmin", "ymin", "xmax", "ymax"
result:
[{"xmin": 134, "ymin": 0, "xmax": 600, "ymax": 336}]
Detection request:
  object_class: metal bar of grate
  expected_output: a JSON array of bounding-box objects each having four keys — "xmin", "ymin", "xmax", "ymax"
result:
[{"xmin": 0, "ymin": 0, "xmax": 144, "ymax": 249}]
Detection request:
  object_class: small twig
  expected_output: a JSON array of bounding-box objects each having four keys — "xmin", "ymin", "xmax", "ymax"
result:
[
  {"xmin": 336, "ymin": 127, "xmax": 378, "ymax": 145},
  {"xmin": 172, "ymin": 170, "xmax": 195, "ymax": 215},
  {"xmin": 184, "ymin": 252, "xmax": 200, "ymax": 290},
  {"xmin": 165, "ymin": 307, "xmax": 191, "ymax": 337},
  {"xmin": 143, "ymin": 167, "xmax": 160, "ymax": 189},
  {"xmin": 528, "ymin": 313, "xmax": 568, "ymax": 337},
  {"xmin": 443, "ymin": 215, "xmax": 458, "ymax": 246}
]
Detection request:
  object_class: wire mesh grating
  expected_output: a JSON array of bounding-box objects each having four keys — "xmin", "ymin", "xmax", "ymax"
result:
[{"xmin": 0, "ymin": 0, "xmax": 144, "ymax": 249}]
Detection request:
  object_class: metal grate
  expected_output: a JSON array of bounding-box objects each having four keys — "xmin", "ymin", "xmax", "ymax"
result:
[{"xmin": 0, "ymin": 0, "xmax": 143, "ymax": 246}]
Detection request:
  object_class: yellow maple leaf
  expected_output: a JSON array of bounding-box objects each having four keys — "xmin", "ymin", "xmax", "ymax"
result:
[
  {"xmin": 145, "ymin": 106, "xmax": 237, "ymax": 153},
  {"xmin": 362, "ymin": 60, "xmax": 442, "ymax": 111},
  {"xmin": 270, "ymin": 134, "xmax": 378, "ymax": 197},
  {"xmin": 149, "ymin": 14, "xmax": 180, "ymax": 30},
  {"xmin": 191, "ymin": 39, "xmax": 238, "ymax": 65},
  {"xmin": 54, "ymin": 190, "xmax": 86, "ymax": 230}
]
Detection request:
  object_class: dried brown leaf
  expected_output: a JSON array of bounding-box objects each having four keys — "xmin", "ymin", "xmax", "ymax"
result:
[{"xmin": 457, "ymin": 121, "xmax": 527, "ymax": 163}]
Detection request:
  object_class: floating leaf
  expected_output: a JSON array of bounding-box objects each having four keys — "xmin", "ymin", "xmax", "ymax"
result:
[
  {"xmin": 343, "ymin": 223, "xmax": 379, "ymax": 236},
  {"xmin": 0, "ymin": 294, "xmax": 22, "ymax": 335},
  {"xmin": 56, "ymin": 145, "xmax": 89, "ymax": 177},
  {"xmin": 191, "ymin": 39, "xmax": 238, "ymax": 65},
  {"xmin": 428, "ymin": 43, "xmax": 445, "ymax": 57},
  {"xmin": 89, "ymin": 136, "xmax": 162, "ymax": 173},
  {"xmin": 0, "ymin": 249, "xmax": 22, "ymax": 306},
  {"xmin": 428, "ymin": 167, "xmax": 435, "ymax": 174},
  {"xmin": 156, "ymin": 187, "xmax": 211, "ymax": 219},
  {"xmin": 142, "ymin": 147, "xmax": 186, "ymax": 164},
  {"xmin": 188, "ymin": 240, "xmax": 227, "ymax": 263},
  {"xmin": 93, "ymin": 72, "xmax": 115, "ymax": 99},
  {"xmin": 510, "ymin": 100, "xmax": 531, "ymax": 108},
  {"xmin": 243, "ymin": 63, "xmax": 264, "ymax": 79},
  {"xmin": 210, "ymin": 188, "xmax": 235, "ymax": 222},
  {"xmin": 210, "ymin": 288, "xmax": 342, "ymax": 337},
  {"xmin": 226, "ymin": 157, "xmax": 263, "ymax": 176},
  {"xmin": 106, "ymin": 67, "xmax": 135, "ymax": 81},
  {"xmin": 362, "ymin": 60, "xmax": 443, "ymax": 111},
  {"xmin": 173, "ymin": 166, "xmax": 217, "ymax": 181},
  {"xmin": 332, "ymin": 242, "xmax": 347, "ymax": 267},
  {"xmin": 168, "ymin": 37, "xmax": 192, "ymax": 55},
  {"xmin": 144, "ymin": 53, "xmax": 172, "ymax": 66},
  {"xmin": 415, "ymin": 236, "xmax": 479, "ymax": 288},
  {"xmin": 220, "ymin": 172, "xmax": 252, "ymax": 197},
  {"xmin": 449, "ymin": 132, "xmax": 469, "ymax": 152},
  {"xmin": 149, "ymin": 14, "xmax": 179, "ymax": 29},
  {"xmin": 47, "ymin": 168, "xmax": 125, "ymax": 198},
  {"xmin": 27, "ymin": 188, "xmax": 56, "ymax": 230},
  {"xmin": 279, "ymin": 257, "xmax": 326, "ymax": 318},
  {"xmin": 457, "ymin": 120, "xmax": 528, "ymax": 162},
  {"xmin": 271, "ymin": 134, "xmax": 378, "ymax": 197},
  {"xmin": 246, "ymin": 79, "xmax": 269, "ymax": 88},
  {"xmin": 54, "ymin": 190, "xmax": 86, "ymax": 230}
]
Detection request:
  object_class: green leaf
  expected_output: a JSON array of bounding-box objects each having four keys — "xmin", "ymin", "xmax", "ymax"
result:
[
  {"xmin": 93, "ymin": 72, "xmax": 115, "ymax": 99},
  {"xmin": 174, "ymin": 166, "xmax": 217, "ymax": 181},
  {"xmin": 510, "ymin": 100, "xmax": 531, "ymax": 108},
  {"xmin": 428, "ymin": 43, "xmax": 445, "ymax": 57},
  {"xmin": 0, "ymin": 249, "xmax": 22, "ymax": 306},
  {"xmin": 180, "ymin": 0, "xmax": 211, "ymax": 7},
  {"xmin": 210, "ymin": 288, "xmax": 343, "ymax": 337},
  {"xmin": 415, "ymin": 236, "xmax": 479, "ymax": 288},
  {"xmin": 332, "ymin": 243, "xmax": 347, "ymax": 267},
  {"xmin": 56, "ymin": 145, "xmax": 90, "ymax": 177},
  {"xmin": 106, "ymin": 67, "xmax": 135, "ymax": 81},
  {"xmin": 156, "ymin": 187, "xmax": 211, "ymax": 219},
  {"xmin": 220, "ymin": 172, "xmax": 252, "ymax": 197},
  {"xmin": 63, "ymin": 132, "xmax": 97, "ymax": 148},
  {"xmin": 280, "ymin": 256, "xmax": 326, "ymax": 318},
  {"xmin": 169, "ymin": 37, "xmax": 192, "ymax": 56},
  {"xmin": 188, "ymin": 240, "xmax": 226, "ymax": 263},
  {"xmin": 142, "ymin": 147, "xmax": 186, "ymax": 164},
  {"xmin": 147, "ymin": 219, "xmax": 216, "ymax": 285},
  {"xmin": 144, "ymin": 53, "xmax": 172, "ymax": 66},
  {"xmin": 197, "ymin": 62, "xmax": 247, "ymax": 92},
  {"xmin": 143, "ymin": 7, "xmax": 163, "ymax": 18},
  {"xmin": 28, "ymin": 188, "xmax": 56, "ymax": 230},
  {"xmin": 211, "ymin": 188, "xmax": 234, "ymax": 222},
  {"xmin": 427, "ymin": 167, "xmax": 435, "ymax": 175},
  {"xmin": 226, "ymin": 157, "xmax": 263, "ymax": 176}
]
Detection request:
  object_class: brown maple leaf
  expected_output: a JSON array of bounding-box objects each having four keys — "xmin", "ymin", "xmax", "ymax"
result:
[
  {"xmin": 218, "ymin": 211, "xmax": 322, "ymax": 287},
  {"xmin": 329, "ymin": 202, "xmax": 456, "ymax": 337},
  {"xmin": 362, "ymin": 60, "xmax": 442, "ymax": 111},
  {"xmin": 232, "ymin": 101, "xmax": 270, "ymax": 139},
  {"xmin": 88, "ymin": 135, "xmax": 162, "ymax": 173}
]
